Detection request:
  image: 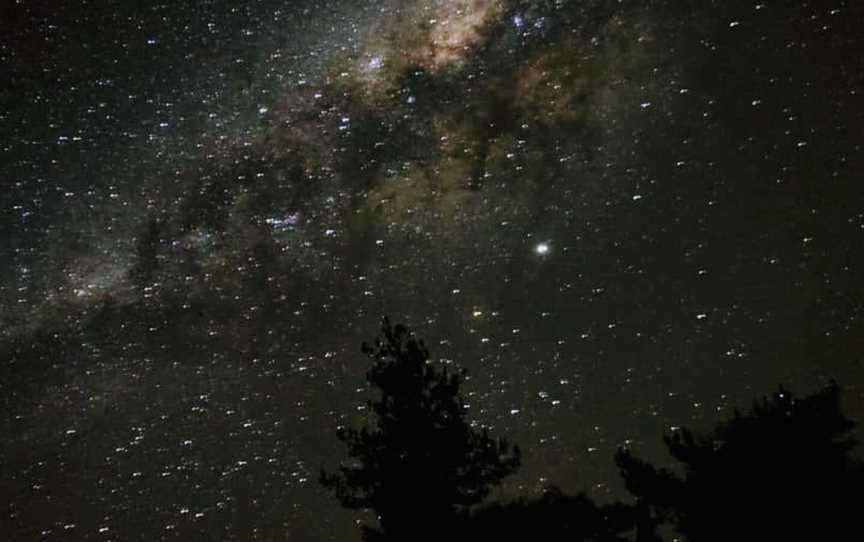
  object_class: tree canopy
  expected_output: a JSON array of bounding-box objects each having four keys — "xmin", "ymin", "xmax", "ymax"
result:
[
  {"xmin": 462, "ymin": 486, "xmax": 637, "ymax": 542},
  {"xmin": 320, "ymin": 319, "xmax": 521, "ymax": 541},
  {"xmin": 616, "ymin": 383, "xmax": 864, "ymax": 541},
  {"xmin": 321, "ymin": 321, "xmax": 863, "ymax": 542}
]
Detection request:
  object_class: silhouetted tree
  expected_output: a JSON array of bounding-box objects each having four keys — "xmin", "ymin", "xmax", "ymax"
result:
[
  {"xmin": 462, "ymin": 486, "xmax": 636, "ymax": 542},
  {"xmin": 320, "ymin": 319, "xmax": 521, "ymax": 541},
  {"xmin": 615, "ymin": 383, "xmax": 864, "ymax": 542}
]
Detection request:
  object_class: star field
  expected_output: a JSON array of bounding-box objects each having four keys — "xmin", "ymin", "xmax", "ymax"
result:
[{"xmin": 2, "ymin": 1, "xmax": 863, "ymax": 540}]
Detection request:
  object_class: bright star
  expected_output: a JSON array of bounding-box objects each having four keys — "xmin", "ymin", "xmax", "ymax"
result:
[{"xmin": 535, "ymin": 242, "xmax": 550, "ymax": 255}]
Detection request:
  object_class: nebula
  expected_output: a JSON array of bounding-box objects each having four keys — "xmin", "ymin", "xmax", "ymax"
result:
[{"xmin": 416, "ymin": 0, "xmax": 503, "ymax": 70}]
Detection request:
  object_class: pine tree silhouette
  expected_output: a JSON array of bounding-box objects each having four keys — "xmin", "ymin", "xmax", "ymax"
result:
[
  {"xmin": 615, "ymin": 383, "xmax": 864, "ymax": 542},
  {"xmin": 320, "ymin": 318, "xmax": 521, "ymax": 541}
]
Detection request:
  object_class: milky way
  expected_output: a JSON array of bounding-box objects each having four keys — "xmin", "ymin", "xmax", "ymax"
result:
[{"xmin": 2, "ymin": 1, "xmax": 864, "ymax": 540}]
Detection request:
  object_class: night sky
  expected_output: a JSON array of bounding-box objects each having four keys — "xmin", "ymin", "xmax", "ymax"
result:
[{"xmin": 2, "ymin": 1, "xmax": 863, "ymax": 540}]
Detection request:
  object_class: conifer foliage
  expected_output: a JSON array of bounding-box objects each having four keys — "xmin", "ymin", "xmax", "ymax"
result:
[
  {"xmin": 616, "ymin": 383, "xmax": 864, "ymax": 541},
  {"xmin": 320, "ymin": 319, "xmax": 520, "ymax": 541}
]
